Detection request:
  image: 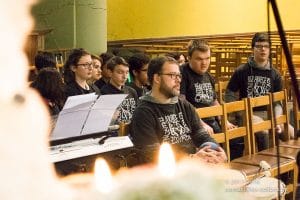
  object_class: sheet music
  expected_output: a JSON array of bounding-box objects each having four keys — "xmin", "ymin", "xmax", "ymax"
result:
[
  {"xmin": 93, "ymin": 94, "xmax": 128, "ymax": 109},
  {"xmin": 62, "ymin": 93, "xmax": 98, "ymax": 110},
  {"xmin": 50, "ymin": 94, "xmax": 128, "ymax": 141},
  {"xmin": 49, "ymin": 136, "xmax": 133, "ymax": 163},
  {"xmin": 51, "ymin": 110, "xmax": 89, "ymax": 140},
  {"xmin": 82, "ymin": 109, "xmax": 116, "ymax": 135}
]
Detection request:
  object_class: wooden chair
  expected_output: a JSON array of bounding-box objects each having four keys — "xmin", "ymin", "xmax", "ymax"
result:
[
  {"xmin": 222, "ymin": 99, "xmax": 269, "ymax": 180},
  {"xmin": 273, "ymin": 89, "xmax": 291, "ymax": 141},
  {"xmin": 231, "ymin": 94, "xmax": 297, "ymax": 198},
  {"xmin": 217, "ymin": 80, "xmax": 229, "ymax": 104},
  {"xmin": 272, "ymin": 89, "xmax": 300, "ymax": 148},
  {"xmin": 118, "ymin": 122, "xmax": 130, "ymax": 136},
  {"xmin": 223, "ymin": 99, "xmax": 251, "ymax": 161},
  {"xmin": 196, "ymin": 101, "xmax": 282, "ymax": 183},
  {"xmin": 258, "ymin": 90, "xmax": 300, "ymax": 156},
  {"xmin": 292, "ymin": 88, "xmax": 300, "ymax": 139},
  {"xmin": 196, "ymin": 105, "xmax": 225, "ymax": 145}
]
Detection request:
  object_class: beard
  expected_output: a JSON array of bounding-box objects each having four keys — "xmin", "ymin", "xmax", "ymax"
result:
[{"xmin": 159, "ymin": 80, "xmax": 180, "ymax": 98}]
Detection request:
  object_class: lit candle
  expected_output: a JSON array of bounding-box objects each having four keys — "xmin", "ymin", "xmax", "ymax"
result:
[
  {"xmin": 158, "ymin": 143, "xmax": 176, "ymax": 178},
  {"xmin": 94, "ymin": 158, "xmax": 113, "ymax": 194}
]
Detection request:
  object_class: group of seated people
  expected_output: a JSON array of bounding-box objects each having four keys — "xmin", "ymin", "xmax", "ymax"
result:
[{"xmin": 30, "ymin": 32, "xmax": 295, "ymax": 170}]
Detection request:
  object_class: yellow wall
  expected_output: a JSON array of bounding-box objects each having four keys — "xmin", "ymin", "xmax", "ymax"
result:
[{"xmin": 107, "ymin": 0, "xmax": 300, "ymax": 41}]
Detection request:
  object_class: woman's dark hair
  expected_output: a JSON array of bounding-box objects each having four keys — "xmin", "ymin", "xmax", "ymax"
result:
[
  {"xmin": 63, "ymin": 48, "xmax": 90, "ymax": 84},
  {"xmin": 33, "ymin": 67, "xmax": 66, "ymax": 109},
  {"xmin": 35, "ymin": 51, "xmax": 56, "ymax": 71}
]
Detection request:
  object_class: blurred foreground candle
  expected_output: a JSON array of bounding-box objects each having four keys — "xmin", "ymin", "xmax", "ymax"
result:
[
  {"xmin": 94, "ymin": 158, "xmax": 113, "ymax": 194},
  {"xmin": 158, "ymin": 143, "xmax": 176, "ymax": 177}
]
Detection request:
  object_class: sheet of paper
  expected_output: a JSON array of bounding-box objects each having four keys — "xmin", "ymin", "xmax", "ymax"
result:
[{"xmin": 50, "ymin": 94, "xmax": 128, "ymax": 142}]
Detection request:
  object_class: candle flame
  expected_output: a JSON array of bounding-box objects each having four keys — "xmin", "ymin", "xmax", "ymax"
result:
[
  {"xmin": 94, "ymin": 158, "xmax": 113, "ymax": 193},
  {"xmin": 158, "ymin": 143, "xmax": 176, "ymax": 177}
]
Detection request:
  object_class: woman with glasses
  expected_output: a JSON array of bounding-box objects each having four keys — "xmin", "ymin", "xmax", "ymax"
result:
[{"xmin": 63, "ymin": 48, "xmax": 100, "ymax": 97}]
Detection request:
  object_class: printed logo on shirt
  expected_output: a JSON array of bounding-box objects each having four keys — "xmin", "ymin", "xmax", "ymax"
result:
[
  {"xmin": 194, "ymin": 82, "xmax": 214, "ymax": 104},
  {"xmin": 247, "ymin": 76, "xmax": 271, "ymax": 97},
  {"xmin": 159, "ymin": 112, "xmax": 191, "ymax": 144},
  {"xmin": 117, "ymin": 98, "xmax": 136, "ymax": 123}
]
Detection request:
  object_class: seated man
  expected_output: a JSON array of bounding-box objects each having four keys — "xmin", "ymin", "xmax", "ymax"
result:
[
  {"xmin": 127, "ymin": 53, "xmax": 151, "ymax": 97},
  {"xmin": 130, "ymin": 56, "xmax": 227, "ymax": 164},
  {"xmin": 225, "ymin": 32, "xmax": 294, "ymax": 151},
  {"xmin": 101, "ymin": 56, "xmax": 138, "ymax": 124}
]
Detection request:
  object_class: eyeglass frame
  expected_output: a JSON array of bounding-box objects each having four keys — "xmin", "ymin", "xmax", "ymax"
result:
[
  {"xmin": 76, "ymin": 62, "xmax": 93, "ymax": 69},
  {"xmin": 158, "ymin": 73, "xmax": 182, "ymax": 80},
  {"xmin": 254, "ymin": 44, "xmax": 270, "ymax": 50}
]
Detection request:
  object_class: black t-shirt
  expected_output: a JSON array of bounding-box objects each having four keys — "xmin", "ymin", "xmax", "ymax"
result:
[
  {"xmin": 180, "ymin": 64, "xmax": 217, "ymax": 108},
  {"xmin": 130, "ymin": 96, "xmax": 216, "ymax": 155},
  {"xmin": 64, "ymin": 81, "xmax": 100, "ymax": 97},
  {"xmin": 101, "ymin": 83, "xmax": 138, "ymax": 123},
  {"xmin": 227, "ymin": 63, "xmax": 282, "ymax": 99}
]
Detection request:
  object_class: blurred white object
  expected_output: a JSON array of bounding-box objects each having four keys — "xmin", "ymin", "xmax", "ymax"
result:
[
  {"xmin": 0, "ymin": 1, "xmax": 73, "ymax": 199},
  {"xmin": 246, "ymin": 177, "xmax": 286, "ymax": 200}
]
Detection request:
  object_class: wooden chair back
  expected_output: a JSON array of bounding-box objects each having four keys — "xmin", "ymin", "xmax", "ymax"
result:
[
  {"xmin": 292, "ymin": 88, "xmax": 300, "ymax": 139},
  {"xmin": 223, "ymin": 99, "xmax": 251, "ymax": 161},
  {"xmin": 247, "ymin": 94, "xmax": 276, "ymax": 153},
  {"xmin": 217, "ymin": 80, "xmax": 229, "ymax": 104},
  {"xmin": 196, "ymin": 105, "xmax": 226, "ymax": 148},
  {"xmin": 272, "ymin": 89, "xmax": 290, "ymax": 141}
]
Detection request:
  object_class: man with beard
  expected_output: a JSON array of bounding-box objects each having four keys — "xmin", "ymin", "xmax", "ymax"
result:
[{"xmin": 130, "ymin": 56, "xmax": 227, "ymax": 164}]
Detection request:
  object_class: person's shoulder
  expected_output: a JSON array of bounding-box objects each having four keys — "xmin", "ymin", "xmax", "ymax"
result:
[
  {"xmin": 204, "ymin": 72, "xmax": 215, "ymax": 81},
  {"xmin": 181, "ymin": 63, "xmax": 193, "ymax": 74},
  {"xmin": 133, "ymin": 99, "xmax": 153, "ymax": 115},
  {"xmin": 90, "ymin": 84, "xmax": 101, "ymax": 94},
  {"xmin": 65, "ymin": 81, "xmax": 77, "ymax": 90},
  {"xmin": 64, "ymin": 82, "xmax": 80, "ymax": 96},
  {"xmin": 124, "ymin": 85, "xmax": 136, "ymax": 93},
  {"xmin": 123, "ymin": 85, "xmax": 138, "ymax": 97},
  {"xmin": 271, "ymin": 66, "xmax": 281, "ymax": 74},
  {"xmin": 236, "ymin": 63, "xmax": 249, "ymax": 71},
  {"xmin": 178, "ymin": 98, "xmax": 195, "ymax": 109},
  {"xmin": 100, "ymin": 84, "xmax": 110, "ymax": 94}
]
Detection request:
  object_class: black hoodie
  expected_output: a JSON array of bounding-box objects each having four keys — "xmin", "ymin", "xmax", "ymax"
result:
[{"xmin": 130, "ymin": 93, "xmax": 216, "ymax": 156}]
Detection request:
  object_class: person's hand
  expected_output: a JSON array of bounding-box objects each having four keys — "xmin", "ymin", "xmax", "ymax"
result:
[
  {"xmin": 192, "ymin": 146, "xmax": 227, "ymax": 164},
  {"xmin": 226, "ymin": 121, "xmax": 237, "ymax": 130},
  {"xmin": 275, "ymin": 124, "xmax": 282, "ymax": 134},
  {"xmin": 202, "ymin": 123, "xmax": 214, "ymax": 136}
]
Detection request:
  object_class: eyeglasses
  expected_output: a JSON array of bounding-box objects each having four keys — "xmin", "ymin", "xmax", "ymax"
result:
[
  {"xmin": 254, "ymin": 44, "xmax": 270, "ymax": 50},
  {"xmin": 77, "ymin": 62, "xmax": 93, "ymax": 69},
  {"xmin": 158, "ymin": 73, "xmax": 182, "ymax": 80}
]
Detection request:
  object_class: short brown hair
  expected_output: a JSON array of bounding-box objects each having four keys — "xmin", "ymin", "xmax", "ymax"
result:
[{"xmin": 187, "ymin": 39, "xmax": 210, "ymax": 57}]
